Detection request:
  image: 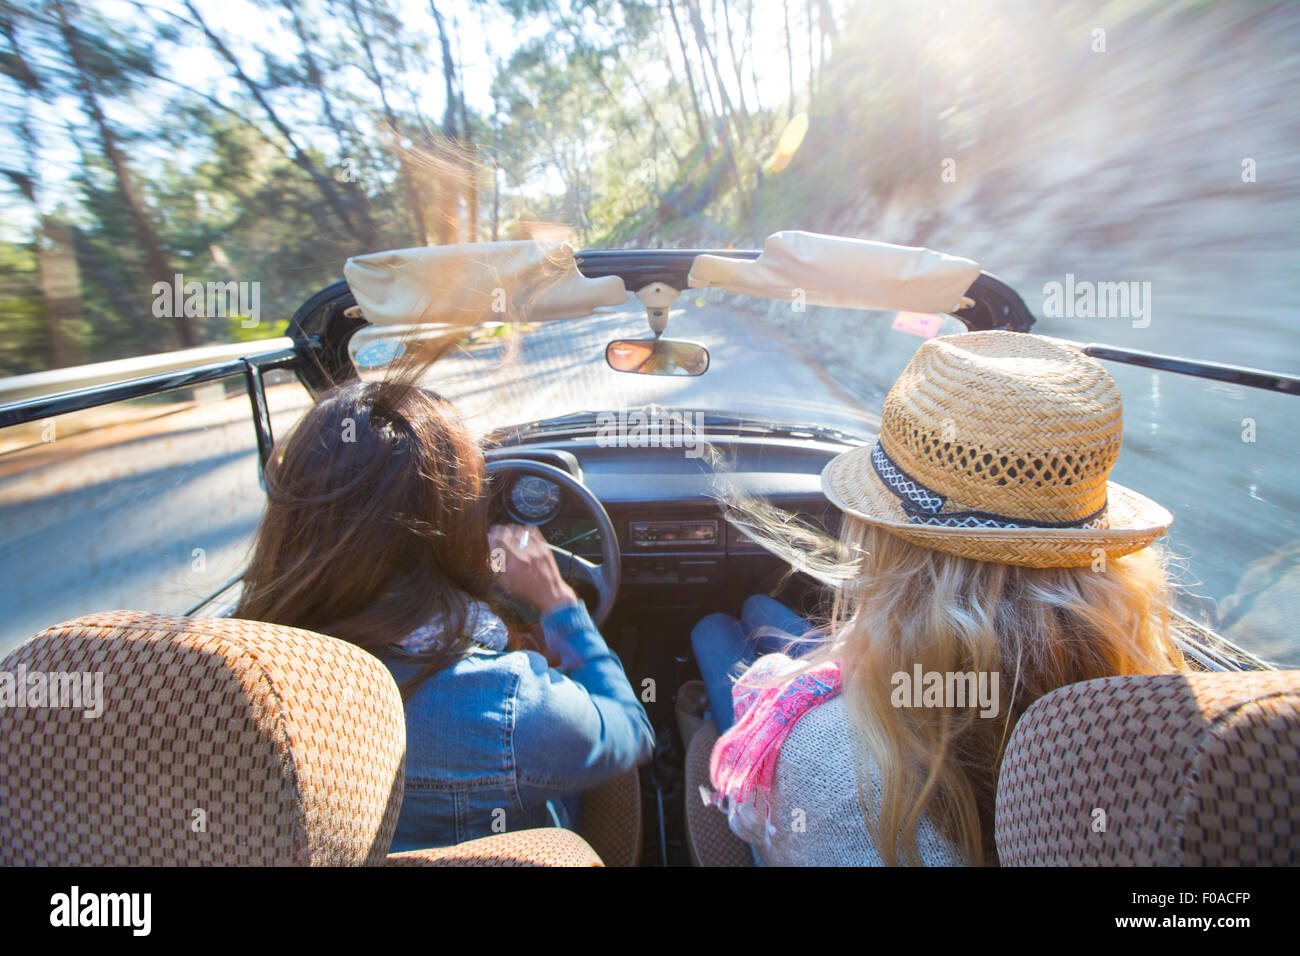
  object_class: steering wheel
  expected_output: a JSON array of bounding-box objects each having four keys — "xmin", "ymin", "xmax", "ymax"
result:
[{"xmin": 486, "ymin": 458, "xmax": 621, "ymax": 627}]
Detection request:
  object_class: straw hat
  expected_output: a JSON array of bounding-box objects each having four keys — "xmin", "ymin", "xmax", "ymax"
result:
[{"xmin": 821, "ymin": 331, "xmax": 1171, "ymax": 568}]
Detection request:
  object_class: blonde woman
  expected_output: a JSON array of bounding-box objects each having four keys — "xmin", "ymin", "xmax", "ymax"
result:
[{"xmin": 695, "ymin": 331, "xmax": 1188, "ymax": 866}]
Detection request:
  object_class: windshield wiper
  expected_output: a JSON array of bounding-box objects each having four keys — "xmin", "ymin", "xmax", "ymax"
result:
[
  {"xmin": 490, "ymin": 408, "xmax": 869, "ymax": 445},
  {"xmin": 695, "ymin": 414, "xmax": 868, "ymax": 445},
  {"xmin": 488, "ymin": 411, "xmax": 604, "ymax": 442}
]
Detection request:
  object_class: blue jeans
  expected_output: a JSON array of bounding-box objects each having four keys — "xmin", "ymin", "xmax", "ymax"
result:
[{"xmin": 691, "ymin": 595, "xmax": 820, "ymax": 733}]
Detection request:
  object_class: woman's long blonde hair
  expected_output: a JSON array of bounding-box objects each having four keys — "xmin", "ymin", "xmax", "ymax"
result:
[{"xmin": 777, "ymin": 515, "xmax": 1188, "ymax": 866}]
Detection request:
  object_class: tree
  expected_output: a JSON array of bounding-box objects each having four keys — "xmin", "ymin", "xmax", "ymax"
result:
[{"xmin": 54, "ymin": 0, "xmax": 197, "ymax": 348}]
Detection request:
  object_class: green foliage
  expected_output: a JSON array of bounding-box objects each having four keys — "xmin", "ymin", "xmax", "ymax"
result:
[
  {"xmin": 0, "ymin": 239, "xmax": 47, "ymax": 376},
  {"xmin": 226, "ymin": 315, "xmax": 290, "ymax": 343}
]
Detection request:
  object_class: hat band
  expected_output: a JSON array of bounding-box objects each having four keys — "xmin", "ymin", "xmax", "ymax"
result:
[{"xmin": 871, "ymin": 440, "xmax": 1109, "ymax": 530}]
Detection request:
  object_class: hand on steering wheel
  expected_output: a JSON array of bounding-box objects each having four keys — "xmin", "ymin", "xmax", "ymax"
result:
[
  {"xmin": 485, "ymin": 458, "xmax": 622, "ymax": 627},
  {"xmin": 488, "ymin": 523, "xmax": 578, "ymax": 615}
]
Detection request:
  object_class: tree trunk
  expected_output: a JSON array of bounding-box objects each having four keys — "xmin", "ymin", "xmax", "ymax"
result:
[
  {"xmin": 429, "ymin": 1, "xmax": 460, "ymax": 141},
  {"xmin": 717, "ymin": 0, "xmax": 749, "ymax": 123},
  {"xmin": 686, "ymin": 0, "xmax": 747, "ymax": 213},
  {"xmin": 816, "ymin": 0, "xmax": 836, "ymax": 70},
  {"xmin": 348, "ymin": 0, "xmax": 429, "ymax": 245},
  {"xmin": 281, "ymin": 0, "xmax": 380, "ymax": 249},
  {"xmin": 807, "ymin": 0, "xmax": 816, "ymax": 103},
  {"xmin": 743, "ymin": 0, "xmax": 763, "ymax": 115},
  {"xmin": 491, "ymin": 109, "xmax": 501, "ymax": 241},
  {"xmin": 432, "ymin": 0, "xmax": 482, "ymax": 243},
  {"xmin": 55, "ymin": 1, "xmax": 196, "ymax": 349},
  {"xmin": 685, "ymin": 1, "xmax": 722, "ymax": 123},
  {"xmin": 36, "ymin": 219, "xmax": 86, "ymax": 368},
  {"xmin": 783, "ymin": 0, "xmax": 795, "ymax": 119},
  {"xmin": 665, "ymin": 0, "xmax": 710, "ymax": 145}
]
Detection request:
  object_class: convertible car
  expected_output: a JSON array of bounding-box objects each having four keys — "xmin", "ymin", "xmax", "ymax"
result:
[{"xmin": 0, "ymin": 232, "xmax": 1296, "ymax": 867}]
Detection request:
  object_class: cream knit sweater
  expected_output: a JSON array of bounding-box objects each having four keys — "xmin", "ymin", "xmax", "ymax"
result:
[{"xmin": 727, "ymin": 695, "xmax": 967, "ymax": 867}]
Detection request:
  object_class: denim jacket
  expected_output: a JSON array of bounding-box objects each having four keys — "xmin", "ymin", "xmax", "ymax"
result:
[{"xmin": 379, "ymin": 601, "xmax": 654, "ymax": 851}]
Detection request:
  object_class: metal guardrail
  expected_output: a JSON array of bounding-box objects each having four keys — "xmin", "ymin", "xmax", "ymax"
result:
[
  {"xmin": 0, "ymin": 341, "xmax": 300, "ymax": 431},
  {"xmin": 0, "ymin": 338, "xmax": 297, "ymax": 405},
  {"xmin": 0, "ymin": 340, "xmax": 303, "ymax": 485}
]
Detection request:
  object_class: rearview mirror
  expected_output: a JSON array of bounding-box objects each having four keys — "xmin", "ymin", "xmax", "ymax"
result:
[{"xmin": 605, "ymin": 338, "xmax": 710, "ymax": 376}]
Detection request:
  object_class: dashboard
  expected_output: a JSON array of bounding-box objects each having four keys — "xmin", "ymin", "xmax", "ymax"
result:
[{"xmin": 486, "ymin": 433, "xmax": 855, "ymax": 588}]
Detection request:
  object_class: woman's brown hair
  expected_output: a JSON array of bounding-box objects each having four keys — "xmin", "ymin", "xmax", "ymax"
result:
[{"xmin": 235, "ymin": 377, "xmax": 499, "ymax": 697}]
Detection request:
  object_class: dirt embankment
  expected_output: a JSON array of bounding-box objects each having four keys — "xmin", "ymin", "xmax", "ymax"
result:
[{"xmin": 644, "ymin": 4, "xmax": 1299, "ymax": 374}]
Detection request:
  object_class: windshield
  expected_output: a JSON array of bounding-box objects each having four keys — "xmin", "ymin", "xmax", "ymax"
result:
[{"xmin": 350, "ymin": 292, "xmax": 969, "ymax": 439}]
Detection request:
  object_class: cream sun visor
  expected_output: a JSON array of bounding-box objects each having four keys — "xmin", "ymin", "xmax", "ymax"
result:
[
  {"xmin": 687, "ymin": 231, "xmax": 981, "ymax": 314},
  {"xmin": 343, "ymin": 241, "xmax": 628, "ymax": 326}
]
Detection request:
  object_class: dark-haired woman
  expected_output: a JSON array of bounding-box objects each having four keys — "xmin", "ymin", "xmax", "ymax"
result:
[{"xmin": 236, "ymin": 380, "xmax": 653, "ymax": 850}]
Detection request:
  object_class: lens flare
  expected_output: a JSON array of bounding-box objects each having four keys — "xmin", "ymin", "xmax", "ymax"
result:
[
  {"xmin": 769, "ymin": 112, "xmax": 810, "ymax": 172},
  {"xmin": 777, "ymin": 112, "xmax": 809, "ymax": 154}
]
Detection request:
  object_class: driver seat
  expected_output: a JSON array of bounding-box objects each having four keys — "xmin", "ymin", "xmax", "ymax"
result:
[{"xmin": 0, "ymin": 611, "xmax": 606, "ymax": 866}]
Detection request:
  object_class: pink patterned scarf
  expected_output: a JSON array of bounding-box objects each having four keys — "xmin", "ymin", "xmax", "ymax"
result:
[{"xmin": 705, "ymin": 655, "xmax": 842, "ymax": 844}]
